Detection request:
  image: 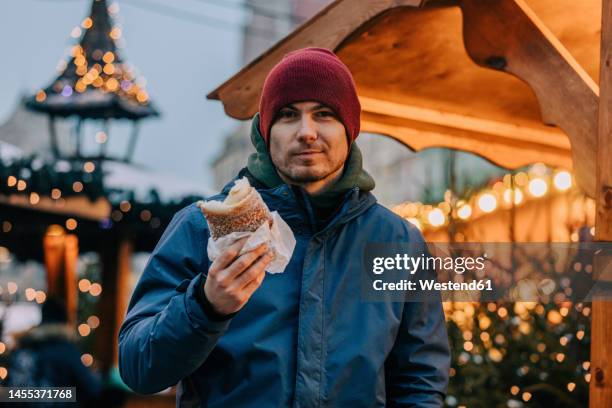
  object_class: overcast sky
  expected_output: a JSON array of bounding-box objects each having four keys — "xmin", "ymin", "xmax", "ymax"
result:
[{"xmin": 0, "ymin": 0, "xmax": 249, "ymax": 189}]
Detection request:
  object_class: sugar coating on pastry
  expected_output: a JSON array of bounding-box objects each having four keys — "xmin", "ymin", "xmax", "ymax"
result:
[{"xmin": 197, "ymin": 177, "xmax": 272, "ymax": 239}]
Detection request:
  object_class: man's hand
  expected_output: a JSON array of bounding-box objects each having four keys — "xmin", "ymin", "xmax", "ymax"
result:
[{"xmin": 204, "ymin": 238, "xmax": 273, "ymax": 316}]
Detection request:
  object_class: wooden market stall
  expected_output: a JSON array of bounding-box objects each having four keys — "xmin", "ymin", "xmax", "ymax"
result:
[{"xmin": 207, "ymin": 0, "xmax": 611, "ymax": 405}]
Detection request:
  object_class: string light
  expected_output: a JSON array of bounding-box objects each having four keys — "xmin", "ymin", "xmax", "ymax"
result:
[
  {"xmin": 66, "ymin": 218, "xmax": 77, "ymax": 230},
  {"xmin": 95, "ymin": 131, "xmax": 108, "ymax": 144},
  {"xmin": 103, "ymin": 63, "xmax": 115, "ymax": 75},
  {"xmin": 503, "ymin": 188, "xmax": 523, "ymax": 205},
  {"xmin": 120, "ymin": 201, "xmax": 131, "ymax": 212},
  {"xmin": 108, "ymin": 2, "xmax": 120, "ymax": 14},
  {"xmin": 78, "ymin": 324, "xmax": 91, "ymax": 337},
  {"xmin": 553, "ymin": 171, "xmax": 572, "ymax": 191},
  {"xmin": 479, "ymin": 316, "xmax": 491, "ymax": 330},
  {"xmin": 81, "ymin": 354, "xmax": 94, "ymax": 367},
  {"xmin": 70, "ymin": 26, "xmax": 82, "ymax": 38},
  {"xmin": 547, "ymin": 310, "xmax": 562, "ymax": 324},
  {"xmin": 109, "ymin": 27, "xmax": 122, "ymax": 40},
  {"xmin": 61, "ymin": 85, "xmax": 73, "ymax": 97},
  {"xmin": 89, "ymin": 283, "xmax": 102, "ymax": 297},
  {"xmin": 25, "ymin": 288, "xmax": 37, "ymax": 301},
  {"xmin": 427, "ymin": 208, "xmax": 445, "ymax": 227},
  {"xmin": 87, "ymin": 315, "xmax": 100, "ymax": 329},
  {"xmin": 103, "ymin": 51, "xmax": 115, "ymax": 63},
  {"xmin": 29, "ymin": 192, "xmax": 40, "ymax": 205},
  {"xmin": 478, "ymin": 193, "xmax": 497, "ymax": 213},
  {"xmin": 111, "ymin": 210, "xmax": 123, "ymax": 222},
  {"xmin": 35, "ymin": 291, "xmax": 46, "ymax": 304},
  {"xmin": 75, "ymin": 80, "xmax": 87, "ymax": 92},
  {"xmin": 528, "ymin": 178, "xmax": 548, "ymax": 197},
  {"xmin": 136, "ymin": 90, "xmax": 149, "ymax": 103},
  {"xmin": 457, "ymin": 204, "xmax": 472, "ymax": 220},
  {"xmin": 105, "ymin": 78, "xmax": 119, "ymax": 92},
  {"xmin": 83, "ymin": 162, "xmax": 96, "ymax": 173},
  {"xmin": 140, "ymin": 209, "xmax": 152, "ymax": 221},
  {"xmin": 529, "ymin": 162, "xmax": 547, "ymax": 177},
  {"xmin": 81, "ymin": 17, "xmax": 93, "ymax": 29},
  {"xmin": 35, "ymin": 90, "xmax": 46, "ymax": 102},
  {"xmin": 7, "ymin": 282, "xmax": 17, "ymax": 295},
  {"xmin": 488, "ymin": 348, "xmax": 503, "ymax": 362},
  {"xmin": 78, "ymin": 279, "xmax": 91, "ymax": 292}
]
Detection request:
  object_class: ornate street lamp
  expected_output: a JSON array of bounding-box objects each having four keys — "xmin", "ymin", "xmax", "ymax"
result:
[{"xmin": 25, "ymin": 0, "xmax": 159, "ymax": 162}]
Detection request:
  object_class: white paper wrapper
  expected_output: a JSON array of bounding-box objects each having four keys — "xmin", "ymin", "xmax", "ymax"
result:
[{"xmin": 206, "ymin": 211, "xmax": 296, "ymax": 274}]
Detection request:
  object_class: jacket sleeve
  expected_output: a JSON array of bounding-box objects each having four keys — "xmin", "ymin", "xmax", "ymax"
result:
[
  {"xmin": 118, "ymin": 203, "xmax": 232, "ymax": 395},
  {"xmin": 385, "ymin": 225, "xmax": 450, "ymax": 407}
]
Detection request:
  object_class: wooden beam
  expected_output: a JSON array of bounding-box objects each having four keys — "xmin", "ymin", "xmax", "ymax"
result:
[
  {"xmin": 459, "ymin": 0, "xmax": 598, "ymax": 197},
  {"xmin": 591, "ymin": 0, "xmax": 612, "ymax": 406},
  {"xmin": 43, "ymin": 228, "xmax": 79, "ymax": 327},
  {"xmin": 361, "ymin": 110, "xmax": 574, "ymax": 170},
  {"xmin": 95, "ymin": 234, "xmax": 133, "ymax": 375},
  {"xmin": 63, "ymin": 234, "xmax": 79, "ymax": 328},
  {"xmin": 0, "ymin": 194, "xmax": 110, "ymax": 221},
  {"xmin": 361, "ymin": 95, "xmax": 571, "ymax": 148}
]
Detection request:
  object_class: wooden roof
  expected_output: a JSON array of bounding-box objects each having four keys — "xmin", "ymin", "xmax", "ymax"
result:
[{"xmin": 208, "ymin": 0, "xmax": 600, "ymax": 197}]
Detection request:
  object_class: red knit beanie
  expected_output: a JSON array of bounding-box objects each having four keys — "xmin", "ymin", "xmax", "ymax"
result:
[{"xmin": 258, "ymin": 47, "xmax": 361, "ymax": 145}]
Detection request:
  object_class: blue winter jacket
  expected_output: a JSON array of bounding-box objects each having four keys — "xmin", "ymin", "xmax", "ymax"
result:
[{"xmin": 118, "ymin": 173, "xmax": 450, "ymax": 407}]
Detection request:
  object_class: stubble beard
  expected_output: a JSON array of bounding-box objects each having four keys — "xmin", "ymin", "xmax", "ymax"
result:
[{"xmin": 277, "ymin": 158, "xmax": 344, "ymax": 184}]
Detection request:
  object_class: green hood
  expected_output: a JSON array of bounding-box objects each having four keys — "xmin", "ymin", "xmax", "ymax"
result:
[{"xmin": 246, "ymin": 113, "xmax": 375, "ymax": 208}]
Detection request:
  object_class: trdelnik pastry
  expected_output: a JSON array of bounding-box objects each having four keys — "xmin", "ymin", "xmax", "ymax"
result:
[
  {"xmin": 196, "ymin": 177, "xmax": 296, "ymax": 274},
  {"xmin": 197, "ymin": 177, "xmax": 272, "ymax": 240}
]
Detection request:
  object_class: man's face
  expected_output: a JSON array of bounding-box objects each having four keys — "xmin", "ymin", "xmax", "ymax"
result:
[{"xmin": 269, "ymin": 101, "xmax": 349, "ymax": 186}]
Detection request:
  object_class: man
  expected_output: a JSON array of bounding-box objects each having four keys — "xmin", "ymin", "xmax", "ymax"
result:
[{"xmin": 119, "ymin": 47, "xmax": 450, "ymax": 407}]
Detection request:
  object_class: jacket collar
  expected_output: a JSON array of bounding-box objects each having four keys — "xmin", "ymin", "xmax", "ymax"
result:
[{"xmin": 218, "ymin": 171, "xmax": 377, "ymax": 236}]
